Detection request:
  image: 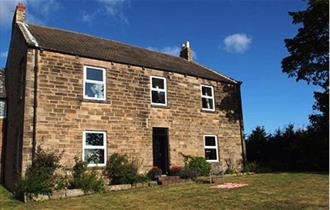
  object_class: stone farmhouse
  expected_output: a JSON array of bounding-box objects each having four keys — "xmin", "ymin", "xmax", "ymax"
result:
[{"xmin": 1, "ymin": 3, "xmax": 246, "ymax": 192}]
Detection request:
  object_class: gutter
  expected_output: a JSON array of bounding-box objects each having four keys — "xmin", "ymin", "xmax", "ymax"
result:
[
  {"xmin": 237, "ymin": 82, "xmax": 246, "ymax": 166},
  {"xmin": 31, "ymin": 49, "xmax": 38, "ymax": 160}
]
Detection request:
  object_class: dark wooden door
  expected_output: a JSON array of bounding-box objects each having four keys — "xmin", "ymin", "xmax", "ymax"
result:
[{"xmin": 152, "ymin": 128, "xmax": 169, "ymax": 174}]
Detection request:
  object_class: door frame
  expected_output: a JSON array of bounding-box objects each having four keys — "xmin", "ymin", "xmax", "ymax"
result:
[{"xmin": 152, "ymin": 127, "xmax": 169, "ymax": 175}]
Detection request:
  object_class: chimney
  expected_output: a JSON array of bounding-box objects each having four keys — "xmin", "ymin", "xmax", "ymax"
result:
[
  {"xmin": 180, "ymin": 41, "xmax": 193, "ymax": 61},
  {"xmin": 14, "ymin": 3, "xmax": 26, "ymax": 23}
]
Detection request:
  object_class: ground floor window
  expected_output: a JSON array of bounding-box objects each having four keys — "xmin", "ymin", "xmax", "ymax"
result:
[
  {"xmin": 204, "ymin": 135, "xmax": 219, "ymax": 162},
  {"xmin": 83, "ymin": 131, "xmax": 106, "ymax": 166}
]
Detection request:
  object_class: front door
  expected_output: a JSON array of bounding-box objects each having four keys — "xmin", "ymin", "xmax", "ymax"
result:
[{"xmin": 152, "ymin": 128, "xmax": 169, "ymax": 174}]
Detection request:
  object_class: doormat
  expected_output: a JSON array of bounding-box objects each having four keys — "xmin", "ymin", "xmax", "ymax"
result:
[{"xmin": 210, "ymin": 183, "xmax": 248, "ymax": 189}]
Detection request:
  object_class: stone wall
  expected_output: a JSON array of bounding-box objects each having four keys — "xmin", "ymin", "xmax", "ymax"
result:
[
  {"xmin": 32, "ymin": 50, "xmax": 244, "ymax": 173},
  {"xmin": 3, "ymin": 23, "xmax": 30, "ymax": 191}
]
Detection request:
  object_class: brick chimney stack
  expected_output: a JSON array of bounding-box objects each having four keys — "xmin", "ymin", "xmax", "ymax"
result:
[
  {"xmin": 180, "ymin": 41, "xmax": 193, "ymax": 61},
  {"xmin": 14, "ymin": 2, "xmax": 26, "ymax": 23}
]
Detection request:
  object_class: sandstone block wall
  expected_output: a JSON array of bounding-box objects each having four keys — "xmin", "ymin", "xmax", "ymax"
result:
[{"xmin": 29, "ymin": 50, "xmax": 244, "ymax": 173}]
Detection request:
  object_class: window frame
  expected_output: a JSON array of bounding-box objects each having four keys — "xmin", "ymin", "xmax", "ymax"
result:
[
  {"xmin": 203, "ymin": 135, "xmax": 219, "ymax": 162},
  {"xmin": 150, "ymin": 76, "xmax": 167, "ymax": 106},
  {"xmin": 83, "ymin": 65, "xmax": 106, "ymax": 101},
  {"xmin": 201, "ymin": 85, "xmax": 215, "ymax": 111},
  {"xmin": 0, "ymin": 100, "xmax": 6, "ymax": 119},
  {"xmin": 82, "ymin": 131, "xmax": 107, "ymax": 167}
]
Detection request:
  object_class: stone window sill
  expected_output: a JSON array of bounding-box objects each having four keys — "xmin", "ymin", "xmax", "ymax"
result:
[
  {"xmin": 79, "ymin": 98, "xmax": 111, "ymax": 104},
  {"xmin": 201, "ymin": 109, "xmax": 217, "ymax": 114},
  {"xmin": 151, "ymin": 104, "xmax": 170, "ymax": 109}
]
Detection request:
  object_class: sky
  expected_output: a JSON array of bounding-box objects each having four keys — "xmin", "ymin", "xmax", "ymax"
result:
[{"xmin": 0, "ymin": 0, "xmax": 317, "ymax": 134}]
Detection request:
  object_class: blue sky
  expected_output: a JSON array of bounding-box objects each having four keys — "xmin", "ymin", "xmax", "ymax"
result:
[{"xmin": 0, "ymin": 0, "xmax": 316, "ymax": 134}]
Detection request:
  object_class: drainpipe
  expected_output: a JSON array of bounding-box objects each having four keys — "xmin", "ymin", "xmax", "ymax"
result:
[
  {"xmin": 237, "ymin": 82, "xmax": 246, "ymax": 167},
  {"xmin": 32, "ymin": 49, "xmax": 38, "ymax": 160}
]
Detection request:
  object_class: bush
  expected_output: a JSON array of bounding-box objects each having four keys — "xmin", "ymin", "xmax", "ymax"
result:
[
  {"xmin": 178, "ymin": 167, "xmax": 198, "ymax": 180},
  {"xmin": 147, "ymin": 167, "xmax": 162, "ymax": 180},
  {"xmin": 18, "ymin": 146, "xmax": 62, "ymax": 196},
  {"xmin": 182, "ymin": 154, "xmax": 211, "ymax": 176},
  {"xmin": 71, "ymin": 158, "xmax": 105, "ymax": 193},
  {"xmin": 136, "ymin": 174, "xmax": 150, "ymax": 183},
  {"xmin": 241, "ymin": 162, "xmax": 258, "ymax": 173},
  {"xmin": 105, "ymin": 153, "xmax": 139, "ymax": 184},
  {"xmin": 54, "ymin": 174, "xmax": 70, "ymax": 190},
  {"xmin": 170, "ymin": 165, "xmax": 182, "ymax": 176}
]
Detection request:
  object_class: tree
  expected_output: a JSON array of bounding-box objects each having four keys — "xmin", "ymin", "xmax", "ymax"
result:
[
  {"xmin": 281, "ymin": 0, "xmax": 329, "ymax": 135},
  {"xmin": 246, "ymin": 126, "xmax": 269, "ymax": 163}
]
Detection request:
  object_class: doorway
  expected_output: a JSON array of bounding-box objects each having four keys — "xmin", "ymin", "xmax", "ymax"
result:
[{"xmin": 152, "ymin": 128, "xmax": 169, "ymax": 174}]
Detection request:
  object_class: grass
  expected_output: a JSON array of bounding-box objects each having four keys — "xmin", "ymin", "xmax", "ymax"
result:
[{"xmin": 0, "ymin": 173, "xmax": 328, "ymax": 210}]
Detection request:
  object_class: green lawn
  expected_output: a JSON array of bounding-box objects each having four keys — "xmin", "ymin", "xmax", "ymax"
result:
[{"xmin": 0, "ymin": 173, "xmax": 328, "ymax": 210}]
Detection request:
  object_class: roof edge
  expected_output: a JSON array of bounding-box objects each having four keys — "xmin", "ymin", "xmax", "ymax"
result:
[
  {"xmin": 17, "ymin": 22, "xmax": 39, "ymax": 47},
  {"xmin": 192, "ymin": 62, "xmax": 239, "ymax": 84}
]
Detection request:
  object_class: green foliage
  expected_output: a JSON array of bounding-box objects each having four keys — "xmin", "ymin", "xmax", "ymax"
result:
[
  {"xmin": 178, "ymin": 167, "xmax": 198, "ymax": 180},
  {"xmin": 71, "ymin": 158, "xmax": 105, "ymax": 193},
  {"xmin": 181, "ymin": 154, "xmax": 211, "ymax": 176},
  {"xmin": 147, "ymin": 167, "xmax": 162, "ymax": 180},
  {"xmin": 18, "ymin": 146, "xmax": 62, "ymax": 196},
  {"xmin": 282, "ymin": 0, "xmax": 329, "ymax": 136},
  {"xmin": 241, "ymin": 162, "xmax": 258, "ymax": 173},
  {"xmin": 105, "ymin": 153, "xmax": 139, "ymax": 184},
  {"xmin": 135, "ymin": 174, "xmax": 150, "ymax": 183},
  {"xmin": 246, "ymin": 124, "xmax": 329, "ymax": 171},
  {"xmin": 54, "ymin": 174, "xmax": 70, "ymax": 190}
]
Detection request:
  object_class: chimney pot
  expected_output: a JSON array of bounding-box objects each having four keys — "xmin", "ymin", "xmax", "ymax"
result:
[
  {"xmin": 17, "ymin": 2, "xmax": 25, "ymax": 11},
  {"xmin": 14, "ymin": 2, "xmax": 26, "ymax": 23}
]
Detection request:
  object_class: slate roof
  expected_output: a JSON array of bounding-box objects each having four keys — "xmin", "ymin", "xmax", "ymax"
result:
[{"xmin": 23, "ymin": 24, "xmax": 237, "ymax": 84}]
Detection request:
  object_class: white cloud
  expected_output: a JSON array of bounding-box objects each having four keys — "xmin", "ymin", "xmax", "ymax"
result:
[
  {"xmin": 96, "ymin": 0, "xmax": 128, "ymax": 23},
  {"xmin": 0, "ymin": 51, "xmax": 8, "ymax": 59},
  {"xmin": 82, "ymin": 13, "xmax": 93, "ymax": 23},
  {"xmin": 147, "ymin": 46, "xmax": 181, "ymax": 56},
  {"xmin": 27, "ymin": 0, "xmax": 59, "ymax": 16},
  {"xmin": 0, "ymin": 0, "xmax": 20, "ymax": 27},
  {"xmin": 0, "ymin": 0, "xmax": 60, "ymax": 27},
  {"xmin": 147, "ymin": 46, "xmax": 197, "ymax": 59},
  {"xmin": 223, "ymin": 33, "xmax": 252, "ymax": 53}
]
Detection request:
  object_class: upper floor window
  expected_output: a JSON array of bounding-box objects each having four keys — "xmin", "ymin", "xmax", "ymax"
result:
[
  {"xmin": 83, "ymin": 66, "xmax": 106, "ymax": 100},
  {"xmin": 150, "ymin": 76, "xmax": 167, "ymax": 106},
  {"xmin": 0, "ymin": 100, "xmax": 6, "ymax": 118},
  {"xmin": 204, "ymin": 135, "xmax": 219, "ymax": 162},
  {"xmin": 83, "ymin": 131, "xmax": 107, "ymax": 167},
  {"xmin": 201, "ymin": 85, "xmax": 215, "ymax": 111}
]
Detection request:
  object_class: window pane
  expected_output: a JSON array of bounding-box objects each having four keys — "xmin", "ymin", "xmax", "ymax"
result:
[
  {"xmin": 86, "ymin": 68, "xmax": 103, "ymax": 81},
  {"xmin": 205, "ymin": 149, "xmax": 217, "ymax": 160},
  {"xmin": 152, "ymin": 91, "xmax": 165, "ymax": 104},
  {"xmin": 85, "ymin": 133, "xmax": 104, "ymax": 146},
  {"xmin": 85, "ymin": 82, "xmax": 104, "ymax": 99},
  {"xmin": 205, "ymin": 136, "xmax": 216, "ymax": 146},
  {"xmin": 0, "ymin": 100, "xmax": 5, "ymax": 117},
  {"xmin": 202, "ymin": 98, "xmax": 214, "ymax": 110},
  {"xmin": 152, "ymin": 78, "xmax": 165, "ymax": 89},
  {"xmin": 84, "ymin": 149, "xmax": 105, "ymax": 164},
  {"xmin": 202, "ymin": 86, "xmax": 212, "ymax": 96}
]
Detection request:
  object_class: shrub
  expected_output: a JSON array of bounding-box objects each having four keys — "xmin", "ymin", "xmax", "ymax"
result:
[
  {"xmin": 181, "ymin": 154, "xmax": 211, "ymax": 176},
  {"xmin": 71, "ymin": 158, "xmax": 105, "ymax": 193},
  {"xmin": 241, "ymin": 162, "xmax": 258, "ymax": 173},
  {"xmin": 18, "ymin": 146, "xmax": 62, "ymax": 196},
  {"xmin": 170, "ymin": 165, "xmax": 182, "ymax": 176},
  {"xmin": 54, "ymin": 174, "xmax": 70, "ymax": 190},
  {"xmin": 136, "ymin": 174, "xmax": 150, "ymax": 183},
  {"xmin": 105, "ymin": 153, "xmax": 139, "ymax": 184},
  {"xmin": 147, "ymin": 167, "xmax": 162, "ymax": 180},
  {"xmin": 178, "ymin": 167, "xmax": 198, "ymax": 180}
]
